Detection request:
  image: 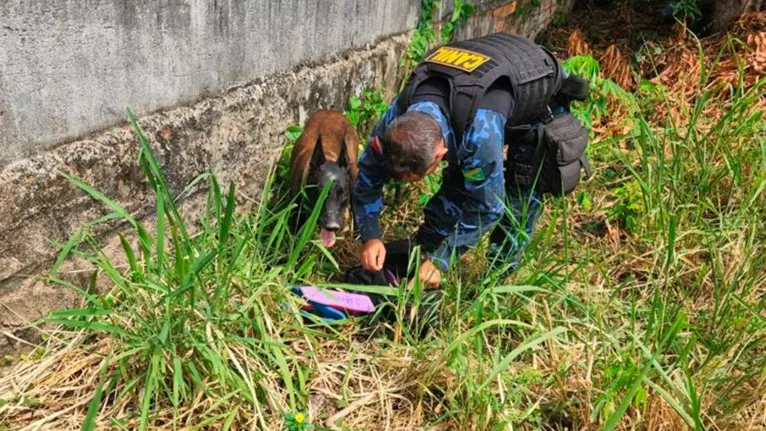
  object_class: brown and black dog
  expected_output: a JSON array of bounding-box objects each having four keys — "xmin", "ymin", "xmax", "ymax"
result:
[{"xmin": 289, "ymin": 110, "xmax": 359, "ymax": 248}]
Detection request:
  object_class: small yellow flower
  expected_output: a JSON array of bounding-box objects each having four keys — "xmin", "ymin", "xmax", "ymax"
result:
[{"xmin": 294, "ymin": 412, "xmax": 305, "ymax": 423}]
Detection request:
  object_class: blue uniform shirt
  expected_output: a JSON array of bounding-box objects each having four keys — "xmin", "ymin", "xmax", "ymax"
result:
[{"xmin": 352, "ymin": 99, "xmax": 507, "ymax": 271}]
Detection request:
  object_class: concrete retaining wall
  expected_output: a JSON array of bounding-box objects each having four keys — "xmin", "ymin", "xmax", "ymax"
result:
[
  {"xmin": 0, "ymin": 0, "xmax": 421, "ymax": 164},
  {"xmin": 0, "ymin": 0, "xmax": 573, "ymax": 353}
]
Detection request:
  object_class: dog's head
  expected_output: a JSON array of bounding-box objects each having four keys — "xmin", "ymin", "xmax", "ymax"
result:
[{"xmin": 306, "ymin": 137, "xmax": 352, "ymax": 248}]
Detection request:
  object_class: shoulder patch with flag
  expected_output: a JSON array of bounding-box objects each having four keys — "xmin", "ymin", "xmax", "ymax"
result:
[{"xmin": 462, "ymin": 166, "xmax": 487, "ymax": 182}]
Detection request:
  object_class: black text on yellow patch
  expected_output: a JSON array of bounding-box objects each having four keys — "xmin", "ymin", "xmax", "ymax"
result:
[{"xmin": 425, "ymin": 47, "xmax": 490, "ymax": 72}]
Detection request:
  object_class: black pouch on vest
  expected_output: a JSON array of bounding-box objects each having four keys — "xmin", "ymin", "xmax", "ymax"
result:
[
  {"xmin": 505, "ymin": 112, "xmax": 590, "ymax": 196},
  {"xmin": 504, "ymin": 124, "xmax": 543, "ymax": 191},
  {"xmin": 539, "ymin": 112, "xmax": 591, "ymax": 196}
]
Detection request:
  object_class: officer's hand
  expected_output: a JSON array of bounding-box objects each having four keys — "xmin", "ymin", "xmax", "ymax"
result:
[
  {"xmin": 360, "ymin": 239, "xmax": 386, "ymax": 272},
  {"xmin": 407, "ymin": 259, "xmax": 442, "ymax": 290}
]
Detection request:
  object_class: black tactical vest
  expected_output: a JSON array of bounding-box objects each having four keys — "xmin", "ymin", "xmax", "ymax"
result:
[{"xmin": 397, "ymin": 33, "xmax": 563, "ymax": 145}]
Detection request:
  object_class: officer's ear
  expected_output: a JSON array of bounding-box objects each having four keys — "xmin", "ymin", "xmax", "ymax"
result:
[
  {"xmin": 434, "ymin": 138, "xmax": 448, "ymax": 160},
  {"xmin": 370, "ymin": 135, "xmax": 383, "ymax": 156}
]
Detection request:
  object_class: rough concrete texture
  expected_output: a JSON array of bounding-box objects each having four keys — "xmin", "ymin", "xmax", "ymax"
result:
[
  {"xmin": 0, "ymin": 0, "xmax": 420, "ymax": 164},
  {"xmin": 0, "ymin": 0, "xmax": 573, "ymax": 353},
  {"xmin": 452, "ymin": 0, "xmax": 576, "ymax": 41}
]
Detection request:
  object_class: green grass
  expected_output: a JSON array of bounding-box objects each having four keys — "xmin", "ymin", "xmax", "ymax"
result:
[{"xmin": 1, "ymin": 30, "xmax": 765, "ymax": 431}]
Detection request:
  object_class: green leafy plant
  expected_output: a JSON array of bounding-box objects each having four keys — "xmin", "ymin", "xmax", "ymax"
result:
[
  {"xmin": 635, "ymin": 79, "xmax": 669, "ymax": 115},
  {"xmin": 440, "ymin": 0, "xmax": 474, "ymax": 44},
  {"xmin": 400, "ymin": 0, "xmax": 474, "ymax": 92},
  {"xmin": 344, "ymin": 87, "xmax": 390, "ymax": 142},
  {"xmin": 404, "ymin": 0, "xmax": 439, "ymax": 68},
  {"xmin": 669, "ymin": 0, "xmax": 702, "ymax": 22},
  {"xmin": 608, "ymin": 179, "xmax": 644, "ymax": 233},
  {"xmin": 577, "ymin": 189, "xmax": 593, "ymax": 211},
  {"xmin": 284, "ymin": 412, "xmax": 313, "ymax": 431},
  {"xmin": 563, "ymin": 55, "xmax": 638, "ymax": 128},
  {"xmin": 276, "ymin": 124, "xmax": 303, "ymax": 184}
]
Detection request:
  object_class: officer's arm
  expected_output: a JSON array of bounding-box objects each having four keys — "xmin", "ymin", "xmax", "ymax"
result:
[
  {"xmin": 428, "ymin": 109, "xmax": 507, "ymax": 270},
  {"xmin": 351, "ymin": 102, "xmax": 397, "ymax": 242}
]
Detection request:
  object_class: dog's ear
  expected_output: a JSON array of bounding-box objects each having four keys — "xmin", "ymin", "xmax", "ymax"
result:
[
  {"xmin": 338, "ymin": 141, "xmax": 350, "ymax": 170},
  {"xmin": 310, "ymin": 136, "xmax": 326, "ymax": 170}
]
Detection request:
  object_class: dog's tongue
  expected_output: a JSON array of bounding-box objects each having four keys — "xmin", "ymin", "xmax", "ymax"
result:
[{"xmin": 320, "ymin": 229, "xmax": 336, "ymax": 248}]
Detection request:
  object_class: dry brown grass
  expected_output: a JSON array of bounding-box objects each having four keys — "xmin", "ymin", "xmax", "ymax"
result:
[
  {"xmin": 601, "ymin": 44, "xmax": 635, "ymax": 91},
  {"xmin": 568, "ymin": 29, "xmax": 591, "ymax": 58},
  {"xmin": 1, "ymin": 327, "xmax": 466, "ymax": 430}
]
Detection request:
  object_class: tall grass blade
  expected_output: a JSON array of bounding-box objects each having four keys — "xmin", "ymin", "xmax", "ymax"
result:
[
  {"xmin": 480, "ymin": 327, "xmax": 567, "ymax": 389},
  {"xmin": 156, "ymin": 187, "xmax": 166, "ymax": 271},
  {"xmin": 219, "ymin": 182, "xmax": 236, "ymax": 250},
  {"xmin": 604, "ymin": 365, "xmax": 651, "ymax": 431},
  {"xmin": 139, "ymin": 350, "xmax": 161, "ymax": 431},
  {"xmin": 81, "ymin": 360, "xmax": 110, "ymax": 431}
]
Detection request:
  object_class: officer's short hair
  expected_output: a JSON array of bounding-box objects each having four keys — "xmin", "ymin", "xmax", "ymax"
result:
[{"xmin": 382, "ymin": 111, "xmax": 442, "ymax": 180}]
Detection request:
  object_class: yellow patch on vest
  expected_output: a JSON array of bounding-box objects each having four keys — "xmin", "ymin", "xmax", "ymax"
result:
[{"xmin": 425, "ymin": 46, "xmax": 490, "ymax": 72}]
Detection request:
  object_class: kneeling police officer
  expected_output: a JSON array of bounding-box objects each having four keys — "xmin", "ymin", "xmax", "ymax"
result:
[{"xmin": 352, "ymin": 32, "xmax": 591, "ymax": 288}]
